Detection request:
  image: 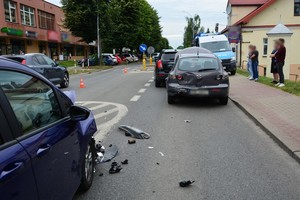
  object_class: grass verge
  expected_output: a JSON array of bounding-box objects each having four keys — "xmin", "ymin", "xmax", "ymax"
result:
[
  {"xmin": 68, "ymin": 66, "xmax": 113, "ymax": 75},
  {"xmin": 237, "ymin": 68, "xmax": 300, "ymax": 96},
  {"xmin": 58, "ymin": 60, "xmax": 77, "ymax": 68}
]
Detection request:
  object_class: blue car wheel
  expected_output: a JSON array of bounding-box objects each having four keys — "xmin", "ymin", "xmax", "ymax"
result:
[{"xmin": 80, "ymin": 140, "xmax": 96, "ymax": 191}]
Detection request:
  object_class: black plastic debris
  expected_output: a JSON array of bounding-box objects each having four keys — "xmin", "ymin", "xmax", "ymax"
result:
[
  {"xmin": 99, "ymin": 173, "xmax": 103, "ymax": 177},
  {"xmin": 179, "ymin": 180, "xmax": 195, "ymax": 187},
  {"xmin": 109, "ymin": 162, "xmax": 122, "ymax": 174},
  {"xmin": 101, "ymin": 145, "xmax": 118, "ymax": 163},
  {"xmin": 128, "ymin": 139, "xmax": 136, "ymax": 144},
  {"xmin": 121, "ymin": 159, "xmax": 128, "ymax": 165},
  {"xmin": 156, "ymin": 162, "xmax": 160, "ymax": 165},
  {"xmin": 184, "ymin": 120, "xmax": 191, "ymax": 123},
  {"xmin": 119, "ymin": 125, "xmax": 150, "ymax": 139}
]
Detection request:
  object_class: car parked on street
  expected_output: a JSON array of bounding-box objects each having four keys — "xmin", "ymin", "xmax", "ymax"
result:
[
  {"xmin": 132, "ymin": 54, "xmax": 139, "ymax": 62},
  {"xmin": 115, "ymin": 55, "xmax": 122, "ymax": 64},
  {"xmin": 102, "ymin": 53, "xmax": 118, "ymax": 65},
  {"xmin": 166, "ymin": 47, "xmax": 229, "ymax": 105},
  {"xmin": 3, "ymin": 53, "xmax": 70, "ymax": 88},
  {"xmin": 0, "ymin": 57, "xmax": 97, "ymax": 200},
  {"xmin": 155, "ymin": 49, "xmax": 178, "ymax": 87},
  {"xmin": 122, "ymin": 53, "xmax": 134, "ymax": 63}
]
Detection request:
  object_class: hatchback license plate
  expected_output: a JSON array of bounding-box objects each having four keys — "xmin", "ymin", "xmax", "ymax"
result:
[{"xmin": 190, "ymin": 90, "xmax": 209, "ymax": 95}]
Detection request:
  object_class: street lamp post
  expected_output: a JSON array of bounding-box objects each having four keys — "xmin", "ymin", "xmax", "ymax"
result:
[{"xmin": 97, "ymin": 0, "xmax": 101, "ymax": 65}]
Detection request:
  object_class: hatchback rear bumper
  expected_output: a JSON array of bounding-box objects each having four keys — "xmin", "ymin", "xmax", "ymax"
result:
[{"xmin": 167, "ymin": 83, "xmax": 229, "ymax": 98}]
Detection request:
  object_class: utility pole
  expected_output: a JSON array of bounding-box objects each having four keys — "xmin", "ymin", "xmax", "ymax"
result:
[{"xmin": 97, "ymin": 0, "xmax": 101, "ymax": 65}]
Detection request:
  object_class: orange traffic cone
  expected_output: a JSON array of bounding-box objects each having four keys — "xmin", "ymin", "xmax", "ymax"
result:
[
  {"xmin": 80, "ymin": 78, "xmax": 86, "ymax": 88},
  {"xmin": 123, "ymin": 68, "xmax": 128, "ymax": 74}
]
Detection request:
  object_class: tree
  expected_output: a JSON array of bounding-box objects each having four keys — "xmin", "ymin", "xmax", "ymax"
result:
[
  {"xmin": 177, "ymin": 45, "xmax": 184, "ymax": 49},
  {"xmin": 183, "ymin": 14, "xmax": 204, "ymax": 48},
  {"xmin": 154, "ymin": 37, "xmax": 169, "ymax": 52}
]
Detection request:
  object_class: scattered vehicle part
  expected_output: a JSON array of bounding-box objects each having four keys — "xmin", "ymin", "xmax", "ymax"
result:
[
  {"xmin": 159, "ymin": 152, "xmax": 165, "ymax": 157},
  {"xmin": 128, "ymin": 139, "xmax": 136, "ymax": 144},
  {"xmin": 148, "ymin": 146, "xmax": 154, "ymax": 149},
  {"xmin": 99, "ymin": 173, "xmax": 103, "ymax": 177},
  {"xmin": 121, "ymin": 159, "xmax": 128, "ymax": 165},
  {"xmin": 96, "ymin": 152, "xmax": 104, "ymax": 164},
  {"xmin": 156, "ymin": 163, "xmax": 160, "ymax": 165},
  {"xmin": 179, "ymin": 180, "xmax": 195, "ymax": 187},
  {"xmin": 184, "ymin": 120, "xmax": 191, "ymax": 123},
  {"xmin": 101, "ymin": 145, "xmax": 118, "ymax": 163},
  {"xmin": 119, "ymin": 125, "xmax": 150, "ymax": 139},
  {"xmin": 109, "ymin": 162, "xmax": 122, "ymax": 174}
]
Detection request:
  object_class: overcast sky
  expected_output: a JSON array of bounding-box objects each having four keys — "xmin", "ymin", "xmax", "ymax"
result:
[{"xmin": 47, "ymin": 0, "xmax": 228, "ymax": 48}]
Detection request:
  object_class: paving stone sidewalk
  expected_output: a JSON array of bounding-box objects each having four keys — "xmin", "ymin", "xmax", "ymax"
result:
[{"xmin": 230, "ymin": 75, "xmax": 300, "ymax": 162}]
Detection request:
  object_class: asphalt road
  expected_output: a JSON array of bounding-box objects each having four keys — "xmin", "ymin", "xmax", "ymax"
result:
[{"xmin": 69, "ymin": 63, "xmax": 300, "ymax": 200}]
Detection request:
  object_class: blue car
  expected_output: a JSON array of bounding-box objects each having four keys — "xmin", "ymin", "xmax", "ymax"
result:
[{"xmin": 0, "ymin": 57, "xmax": 97, "ymax": 200}]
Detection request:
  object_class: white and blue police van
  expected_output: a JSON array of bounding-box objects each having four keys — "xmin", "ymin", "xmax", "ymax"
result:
[{"xmin": 195, "ymin": 33, "xmax": 236, "ymax": 75}]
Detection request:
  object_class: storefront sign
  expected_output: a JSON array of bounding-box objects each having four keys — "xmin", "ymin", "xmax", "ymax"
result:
[
  {"xmin": 61, "ymin": 32, "xmax": 70, "ymax": 42},
  {"xmin": 1, "ymin": 27, "xmax": 23, "ymax": 37},
  {"xmin": 25, "ymin": 31, "xmax": 38, "ymax": 39},
  {"xmin": 47, "ymin": 30, "xmax": 59, "ymax": 41},
  {"xmin": 228, "ymin": 26, "xmax": 241, "ymax": 43}
]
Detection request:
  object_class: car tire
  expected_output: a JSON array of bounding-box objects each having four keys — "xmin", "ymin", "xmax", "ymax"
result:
[
  {"xmin": 79, "ymin": 140, "xmax": 96, "ymax": 191},
  {"xmin": 155, "ymin": 80, "xmax": 161, "ymax": 88},
  {"xmin": 219, "ymin": 97, "xmax": 229, "ymax": 105},
  {"xmin": 168, "ymin": 95, "xmax": 176, "ymax": 104},
  {"xmin": 60, "ymin": 73, "xmax": 69, "ymax": 88},
  {"xmin": 230, "ymin": 70, "xmax": 236, "ymax": 76}
]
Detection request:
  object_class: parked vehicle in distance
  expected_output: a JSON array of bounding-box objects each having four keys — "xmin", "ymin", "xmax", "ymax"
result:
[
  {"xmin": 115, "ymin": 55, "xmax": 122, "ymax": 64},
  {"xmin": 102, "ymin": 53, "xmax": 118, "ymax": 65},
  {"xmin": 0, "ymin": 57, "xmax": 97, "ymax": 200},
  {"xmin": 195, "ymin": 33, "xmax": 237, "ymax": 75},
  {"xmin": 132, "ymin": 54, "xmax": 139, "ymax": 62},
  {"xmin": 78, "ymin": 56, "xmax": 98, "ymax": 67},
  {"xmin": 152, "ymin": 52, "xmax": 160, "ymax": 62},
  {"xmin": 166, "ymin": 47, "xmax": 229, "ymax": 105},
  {"xmin": 122, "ymin": 53, "xmax": 134, "ymax": 63},
  {"xmin": 3, "ymin": 53, "xmax": 70, "ymax": 88},
  {"xmin": 155, "ymin": 49, "xmax": 178, "ymax": 87}
]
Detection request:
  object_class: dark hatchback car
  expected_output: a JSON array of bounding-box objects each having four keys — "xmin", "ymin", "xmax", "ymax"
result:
[
  {"xmin": 0, "ymin": 57, "xmax": 97, "ymax": 200},
  {"xmin": 155, "ymin": 49, "xmax": 178, "ymax": 87},
  {"xmin": 166, "ymin": 47, "xmax": 229, "ymax": 105},
  {"xmin": 3, "ymin": 53, "xmax": 70, "ymax": 88}
]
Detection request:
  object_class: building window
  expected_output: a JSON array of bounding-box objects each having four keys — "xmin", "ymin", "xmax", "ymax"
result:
[
  {"xmin": 4, "ymin": 0, "xmax": 17, "ymax": 23},
  {"xmin": 295, "ymin": 0, "xmax": 300, "ymax": 16},
  {"xmin": 263, "ymin": 38, "xmax": 268, "ymax": 56},
  {"xmin": 38, "ymin": 10, "xmax": 55, "ymax": 30},
  {"xmin": 20, "ymin": 4, "xmax": 35, "ymax": 26}
]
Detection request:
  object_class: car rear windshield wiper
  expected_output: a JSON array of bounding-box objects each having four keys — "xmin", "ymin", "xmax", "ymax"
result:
[{"xmin": 198, "ymin": 68, "xmax": 216, "ymax": 72}]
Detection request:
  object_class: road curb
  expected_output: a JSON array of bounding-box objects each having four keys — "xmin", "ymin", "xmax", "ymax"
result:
[{"xmin": 230, "ymin": 97, "xmax": 300, "ymax": 165}]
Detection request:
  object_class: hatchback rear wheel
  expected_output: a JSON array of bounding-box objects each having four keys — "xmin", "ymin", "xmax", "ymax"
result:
[
  {"xmin": 219, "ymin": 97, "xmax": 229, "ymax": 105},
  {"xmin": 168, "ymin": 95, "xmax": 176, "ymax": 104}
]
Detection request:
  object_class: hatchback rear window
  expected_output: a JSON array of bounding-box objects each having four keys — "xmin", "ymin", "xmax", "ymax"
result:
[
  {"xmin": 178, "ymin": 57, "xmax": 219, "ymax": 72},
  {"xmin": 162, "ymin": 53, "xmax": 176, "ymax": 61}
]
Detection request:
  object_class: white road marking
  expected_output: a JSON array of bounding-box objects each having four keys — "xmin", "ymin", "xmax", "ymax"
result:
[
  {"xmin": 148, "ymin": 146, "xmax": 154, "ymax": 149},
  {"xmin": 138, "ymin": 88, "xmax": 146, "ymax": 93},
  {"xmin": 76, "ymin": 101, "xmax": 128, "ymax": 142},
  {"xmin": 89, "ymin": 104, "xmax": 108, "ymax": 111},
  {"xmin": 130, "ymin": 95, "xmax": 141, "ymax": 102},
  {"xmin": 159, "ymin": 152, "xmax": 165, "ymax": 157},
  {"xmin": 148, "ymin": 80, "xmax": 154, "ymax": 83},
  {"xmin": 94, "ymin": 107, "xmax": 119, "ymax": 119},
  {"xmin": 144, "ymin": 83, "xmax": 151, "ymax": 87}
]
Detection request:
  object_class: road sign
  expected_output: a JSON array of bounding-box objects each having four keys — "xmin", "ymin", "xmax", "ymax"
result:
[
  {"xmin": 139, "ymin": 44, "xmax": 147, "ymax": 53},
  {"xmin": 147, "ymin": 46, "xmax": 155, "ymax": 55}
]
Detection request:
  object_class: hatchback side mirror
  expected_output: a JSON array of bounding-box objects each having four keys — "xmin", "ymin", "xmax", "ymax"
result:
[{"xmin": 70, "ymin": 106, "xmax": 90, "ymax": 121}]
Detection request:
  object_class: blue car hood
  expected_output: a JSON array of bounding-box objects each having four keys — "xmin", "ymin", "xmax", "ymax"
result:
[{"xmin": 213, "ymin": 51, "xmax": 234, "ymax": 60}]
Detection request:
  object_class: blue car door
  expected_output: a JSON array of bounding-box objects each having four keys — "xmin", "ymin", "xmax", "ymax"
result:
[
  {"xmin": 0, "ymin": 91, "xmax": 39, "ymax": 200},
  {"xmin": 0, "ymin": 69, "xmax": 81, "ymax": 200}
]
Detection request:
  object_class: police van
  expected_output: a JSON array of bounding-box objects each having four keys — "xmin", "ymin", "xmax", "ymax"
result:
[{"xmin": 195, "ymin": 34, "xmax": 236, "ymax": 75}]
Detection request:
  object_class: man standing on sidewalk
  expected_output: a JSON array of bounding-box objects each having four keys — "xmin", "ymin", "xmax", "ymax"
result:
[
  {"xmin": 274, "ymin": 38, "xmax": 286, "ymax": 87},
  {"xmin": 250, "ymin": 46, "xmax": 259, "ymax": 81}
]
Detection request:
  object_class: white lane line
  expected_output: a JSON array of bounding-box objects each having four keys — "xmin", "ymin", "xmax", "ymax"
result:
[
  {"xmin": 144, "ymin": 83, "xmax": 151, "ymax": 87},
  {"xmin": 94, "ymin": 107, "xmax": 119, "ymax": 119},
  {"xmin": 148, "ymin": 80, "xmax": 154, "ymax": 83},
  {"xmin": 89, "ymin": 104, "xmax": 108, "ymax": 111},
  {"xmin": 130, "ymin": 95, "xmax": 141, "ymax": 102},
  {"xmin": 138, "ymin": 88, "xmax": 147, "ymax": 93}
]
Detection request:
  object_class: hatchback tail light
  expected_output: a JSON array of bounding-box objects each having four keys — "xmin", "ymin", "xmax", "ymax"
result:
[
  {"xmin": 21, "ymin": 59, "xmax": 26, "ymax": 65},
  {"xmin": 157, "ymin": 60, "xmax": 163, "ymax": 69}
]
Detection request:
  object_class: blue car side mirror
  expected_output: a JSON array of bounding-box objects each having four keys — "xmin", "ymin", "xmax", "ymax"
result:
[{"xmin": 69, "ymin": 106, "xmax": 90, "ymax": 121}]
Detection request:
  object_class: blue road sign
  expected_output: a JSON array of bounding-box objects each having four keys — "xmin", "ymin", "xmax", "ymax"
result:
[{"xmin": 139, "ymin": 44, "xmax": 147, "ymax": 53}]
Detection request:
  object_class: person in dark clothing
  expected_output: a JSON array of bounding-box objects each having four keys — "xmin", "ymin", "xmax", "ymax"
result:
[
  {"xmin": 272, "ymin": 38, "xmax": 286, "ymax": 87},
  {"xmin": 250, "ymin": 45, "xmax": 259, "ymax": 81},
  {"xmin": 270, "ymin": 41, "xmax": 279, "ymax": 84}
]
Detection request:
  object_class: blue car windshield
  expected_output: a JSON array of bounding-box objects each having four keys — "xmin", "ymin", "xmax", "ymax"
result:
[
  {"xmin": 201, "ymin": 41, "xmax": 231, "ymax": 53},
  {"xmin": 178, "ymin": 57, "xmax": 219, "ymax": 72}
]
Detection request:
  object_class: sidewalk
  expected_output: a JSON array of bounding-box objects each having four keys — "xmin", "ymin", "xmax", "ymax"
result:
[{"xmin": 230, "ymin": 75, "xmax": 300, "ymax": 163}]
